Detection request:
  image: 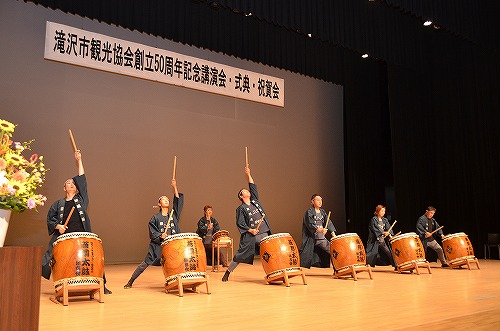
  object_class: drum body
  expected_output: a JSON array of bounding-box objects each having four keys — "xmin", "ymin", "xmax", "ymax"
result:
[
  {"xmin": 212, "ymin": 230, "xmax": 230, "ymax": 242},
  {"xmin": 51, "ymin": 232, "xmax": 104, "ymax": 289},
  {"xmin": 390, "ymin": 232, "xmax": 426, "ymax": 269},
  {"xmin": 259, "ymin": 233, "xmax": 300, "ymax": 277},
  {"xmin": 442, "ymin": 232, "xmax": 475, "ymax": 264},
  {"xmin": 329, "ymin": 233, "xmax": 366, "ymax": 273},
  {"xmin": 161, "ymin": 233, "xmax": 207, "ymax": 285}
]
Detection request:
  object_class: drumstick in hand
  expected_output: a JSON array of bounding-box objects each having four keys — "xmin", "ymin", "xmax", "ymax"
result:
[
  {"xmin": 324, "ymin": 211, "xmax": 335, "ymax": 236},
  {"xmin": 429, "ymin": 225, "xmax": 444, "ymax": 236},
  {"xmin": 172, "ymin": 156, "xmax": 177, "ymax": 180},
  {"xmin": 245, "ymin": 147, "xmax": 249, "ymax": 167},
  {"xmin": 68, "ymin": 129, "xmax": 78, "ymax": 152},
  {"xmin": 384, "ymin": 220, "xmax": 397, "ymax": 237},
  {"xmin": 164, "ymin": 209, "xmax": 175, "ymax": 236},
  {"xmin": 63, "ymin": 207, "xmax": 75, "ymax": 229},
  {"xmin": 255, "ymin": 214, "xmax": 266, "ymax": 231}
]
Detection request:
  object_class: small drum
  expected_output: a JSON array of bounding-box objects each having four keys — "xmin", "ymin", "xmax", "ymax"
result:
[
  {"xmin": 161, "ymin": 233, "xmax": 207, "ymax": 286},
  {"xmin": 390, "ymin": 232, "xmax": 426, "ymax": 269},
  {"xmin": 442, "ymin": 232, "xmax": 475, "ymax": 264},
  {"xmin": 212, "ymin": 230, "xmax": 230, "ymax": 243},
  {"xmin": 51, "ymin": 232, "xmax": 104, "ymax": 291},
  {"xmin": 330, "ymin": 233, "xmax": 366, "ymax": 273},
  {"xmin": 259, "ymin": 233, "xmax": 300, "ymax": 278}
]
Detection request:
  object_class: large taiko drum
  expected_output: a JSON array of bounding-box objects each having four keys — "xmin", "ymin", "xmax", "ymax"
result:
[
  {"xmin": 161, "ymin": 233, "xmax": 207, "ymax": 286},
  {"xmin": 442, "ymin": 232, "xmax": 475, "ymax": 264},
  {"xmin": 259, "ymin": 233, "xmax": 300, "ymax": 278},
  {"xmin": 390, "ymin": 232, "xmax": 426, "ymax": 269},
  {"xmin": 212, "ymin": 230, "xmax": 230, "ymax": 243},
  {"xmin": 329, "ymin": 233, "xmax": 366, "ymax": 273},
  {"xmin": 50, "ymin": 232, "xmax": 104, "ymax": 291}
]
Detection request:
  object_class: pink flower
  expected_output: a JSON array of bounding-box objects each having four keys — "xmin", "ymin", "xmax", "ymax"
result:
[
  {"xmin": 0, "ymin": 158, "xmax": 6, "ymax": 170},
  {"xmin": 27, "ymin": 198, "xmax": 36, "ymax": 209}
]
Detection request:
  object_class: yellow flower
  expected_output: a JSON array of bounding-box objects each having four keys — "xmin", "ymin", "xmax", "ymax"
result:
[
  {"xmin": 3, "ymin": 151, "xmax": 27, "ymax": 167},
  {"xmin": 0, "ymin": 119, "xmax": 15, "ymax": 133}
]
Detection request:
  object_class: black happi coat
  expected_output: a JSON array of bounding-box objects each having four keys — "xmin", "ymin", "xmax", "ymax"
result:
[
  {"xmin": 144, "ymin": 193, "xmax": 184, "ymax": 265},
  {"xmin": 299, "ymin": 207, "xmax": 336, "ymax": 268},
  {"xmin": 41, "ymin": 174, "xmax": 92, "ymax": 279},
  {"xmin": 416, "ymin": 214, "xmax": 444, "ymax": 249},
  {"xmin": 366, "ymin": 216, "xmax": 394, "ymax": 267},
  {"xmin": 196, "ymin": 216, "xmax": 221, "ymax": 242},
  {"xmin": 233, "ymin": 183, "xmax": 272, "ymax": 264}
]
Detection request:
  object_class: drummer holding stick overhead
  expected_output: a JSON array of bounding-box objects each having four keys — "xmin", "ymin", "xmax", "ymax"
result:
[
  {"xmin": 416, "ymin": 206, "xmax": 449, "ymax": 268},
  {"xmin": 299, "ymin": 194, "xmax": 337, "ymax": 269},
  {"xmin": 124, "ymin": 157, "xmax": 184, "ymax": 289},
  {"xmin": 366, "ymin": 205, "xmax": 397, "ymax": 269},
  {"xmin": 41, "ymin": 130, "xmax": 112, "ymax": 293},
  {"xmin": 222, "ymin": 148, "xmax": 272, "ymax": 282}
]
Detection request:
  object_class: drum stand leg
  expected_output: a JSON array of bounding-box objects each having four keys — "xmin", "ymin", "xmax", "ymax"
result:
[
  {"xmin": 449, "ymin": 258, "xmax": 480, "ymax": 270},
  {"xmin": 334, "ymin": 265, "xmax": 373, "ymax": 281},
  {"xmin": 264, "ymin": 268, "xmax": 307, "ymax": 286},
  {"xmin": 396, "ymin": 261, "xmax": 431, "ymax": 275},
  {"xmin": 165, "ymin": 274, "xmax": 211, "ymax": 297},
  {"xmin": 55, "ymin": 278, "xmax": 104, "ymax": 306}
]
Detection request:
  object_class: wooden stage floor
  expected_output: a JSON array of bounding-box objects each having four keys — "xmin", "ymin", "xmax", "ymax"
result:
[{"xmin": 39, "ymin": 259, "xmax": 500, "ymax": 330}]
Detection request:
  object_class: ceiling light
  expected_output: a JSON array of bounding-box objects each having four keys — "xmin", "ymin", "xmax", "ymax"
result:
[
  {"xmin": 361, "ymin": 54, "xmax": 369, "ymax": 59},
  {"xmin": 423, "ymin": 21, "xmax": 432, "ymax": 26}
]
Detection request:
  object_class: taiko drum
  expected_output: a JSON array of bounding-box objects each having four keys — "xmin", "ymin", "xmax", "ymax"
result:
[
  {"xmin": 212, "ymin": 230, "xmax": 230, "ymax": 242},
  {"xmin": 390, "ymin": 232, "xmax": 426, "ymax": 269},
  {"xmin": 161, "ymin": 233, "xmax": 207, "ymax": 281},
  {"xmin": 51, "ymin": 232, "xmax": 104, "ymax": 284},
  {"xmin": 259, "ymin": 233, "xmax": 300, "ymax": 277},
  {"xmin": 329, "ymin": 233, "xmax": 366, "ymax": 273},
  {"xmin": 442, "ymin": 232, "xmax": 475, "ymax": 264}
]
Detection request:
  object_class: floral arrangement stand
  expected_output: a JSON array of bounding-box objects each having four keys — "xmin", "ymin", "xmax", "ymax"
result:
[{"xmin": 0, "ymin": 118, "xmax": 47, "ymax": 246}]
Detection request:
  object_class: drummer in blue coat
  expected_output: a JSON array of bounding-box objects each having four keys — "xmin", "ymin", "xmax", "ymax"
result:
[
  {"xmin": 299, "ymin": 194, "xmax": 337, "ymax": 269},
  {"xmin": 123, "ymin": 178, "xmax": 184, "ymax": 289},
  {"xmin": 222, "ymin": 166, "xmax": 271, "ymax": 282},
  {"xmin": 366, "ymin": 205, "xmax": 396, "ymax": 269},
  {"xmin": 41, "ymin": 149, "xmax": 112, "ymax": 294}
]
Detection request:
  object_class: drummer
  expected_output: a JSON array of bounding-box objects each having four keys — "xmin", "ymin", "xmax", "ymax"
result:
[
  {"xmin": 416, "ymin": 206, "xmax": 449, "ymax": 268},
  {"xmin": 41, "ymin": 150, "xmax": 112, "ymax": 294},
  {"xmin": 195, "ymin": 205, "xmax": 228, "ymax": 267},
  {"xmin": 222, "ymin": 166, "xmax": 272, "ymax": 282},
  {"xmin": 299, "ymin": 194, "xmax": 337, "ymax": 269},
  {"xmin": 124, "ymin": 178, "xmax": 184, "ymax": 289},
  {"xmin": 366, "ymin": 205, "xmax": 397, "ymax": 269}
]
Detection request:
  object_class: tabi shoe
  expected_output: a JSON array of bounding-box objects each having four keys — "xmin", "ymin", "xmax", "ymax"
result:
[
  {"xmin": 222, "ymin": 270, "xmax": 231, "ymax": 282},
  {"xmin": 123, "ymin": 282, "xmax": 133, "ymax": 289},
  {"xmin": 441, "ymin": 264, "xmax": 450, "ymax": 268},
  {"xmin": 104, "ymin": 286, "xmax": 113, "ymax": 294}
]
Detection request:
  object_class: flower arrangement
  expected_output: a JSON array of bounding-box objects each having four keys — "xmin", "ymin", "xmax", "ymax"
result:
[{"xmin": 0, "ymin": 118, "xmax": 48, "ymax": 212}]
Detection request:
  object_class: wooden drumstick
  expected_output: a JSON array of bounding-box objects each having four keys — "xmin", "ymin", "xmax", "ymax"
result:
[
  {"xmin": 172, "ymin": 156, "xmax": 177, "ymax": 180},
  {"xmin": 164, "ymin": 209, "xmax": 175, "ymax": 236},
  {"xmin": 255, "ymin": 214, "xmax": 266, "ymax": 231},
  {"xmin": 429, "ymin": 225, "xmax": 444, "ymax": 236},
  {"xmin": 63, "ymin": 206, "xmax": 75, "ymax": 229},
  {"xmin": 384, "ymin": 220, "xmax": 397, "ymax": 237},
  {"xmin": 245, "ymin": 147, "xmax": 249, "ymax": 167},
  {"xmin": 324, "ymin": 211, "xmax": 336, "ymax": 236},
  {"xmin": 394, "ymin": 231, "xmax": 401, "ymax": 237},
  {"xmin": 324, "ymin": 211, "xmax": 331, "ymax": 229},
  {"xmin": 68, "ymin": 129, "xmax": 78, "ymax": 152}
]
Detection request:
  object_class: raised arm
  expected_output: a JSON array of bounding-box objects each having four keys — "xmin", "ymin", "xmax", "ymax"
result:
[
  {"xmin": 245, "ymin": 166, "xmax": 254, "ymax": 184},
  {"xmin": 171, "ymin": 179, "xmax": 179, "ymax": 198},
  {"xmin": 75, "ymin": 150, "xmax": 84, "ymax": 175}
]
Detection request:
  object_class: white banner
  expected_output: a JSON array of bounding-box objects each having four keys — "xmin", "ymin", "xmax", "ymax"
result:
[{"xmin": 44, "ymin": 21, "xmax": 284, "ymax": 107}]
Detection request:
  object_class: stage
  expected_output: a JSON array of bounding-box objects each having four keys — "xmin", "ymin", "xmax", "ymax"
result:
[{"xmin": 39, "ymin": 259, "xmax": 500, "ymax": 330}]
